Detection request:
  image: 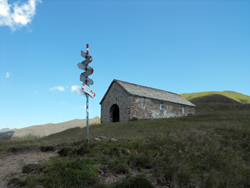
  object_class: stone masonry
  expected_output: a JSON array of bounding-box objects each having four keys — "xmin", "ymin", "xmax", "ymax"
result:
[
  {"xmin": 100, "ymin": 81, "xmax": 130, "ymax": 123},
  {"xmin": 100, "ymin": 80, "xmax": 195, "ymax": 123},
  {"xmin": 130, "ymin": 96, "xmax": 195, "ymax": 120}
]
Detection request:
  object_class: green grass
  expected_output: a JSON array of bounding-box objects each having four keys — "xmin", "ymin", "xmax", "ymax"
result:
[
  {"xmin": 180, "ymin": 91, "xmax": 250, "ymax": 104},
  {"xmin": 40, "ymin": 127, "xmax": 83, "ymax": 142},
  {"xmin": 3, "ymin": 104, "xmax": 250, "ymax": 188},
  {"xmin": 80, "ymin": 120, "xmax": 101, "ymax": 128},
  {"xmin": 0, "ymin": 135, "xmax": 43, "ymax": 154},
  {"xmin": 90, "ymin": 120, "xmax": 101, "ymax": 125},
  {"xmin": 111, "ymin": 176, "xmax": 154, "ymax": 188}
]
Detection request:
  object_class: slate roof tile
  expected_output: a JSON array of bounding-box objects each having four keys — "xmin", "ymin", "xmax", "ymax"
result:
[{"xmin": 115, "ymin": 80, "xmax": 195, "ymax": 107}]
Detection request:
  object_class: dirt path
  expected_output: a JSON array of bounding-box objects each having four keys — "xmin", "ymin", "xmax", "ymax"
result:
[{"xmin": 0, "ymin": 150, "xmax": 58, "ymax": 188}]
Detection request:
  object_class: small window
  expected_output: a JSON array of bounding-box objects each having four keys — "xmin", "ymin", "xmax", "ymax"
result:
[
  {"xmin": 182, "ymin": 106, "xmax": 185, "ymax": 114},
  {"xmin": 160, "ymin": 103, "xmax": 163, "ymax": 110}
]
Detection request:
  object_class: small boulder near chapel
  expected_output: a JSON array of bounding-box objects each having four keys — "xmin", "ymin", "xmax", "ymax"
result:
[{"xmin": 100, "ymin": 79, "xmax": 195, "ymax": 123}]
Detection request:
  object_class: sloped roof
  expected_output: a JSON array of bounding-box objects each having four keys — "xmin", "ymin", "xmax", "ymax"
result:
[{"xmin": 100, "ymin": 79, "xmax": 195, "ymax": 107}]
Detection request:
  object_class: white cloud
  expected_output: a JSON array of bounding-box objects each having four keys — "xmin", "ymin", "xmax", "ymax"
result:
[
  {"xmin": 50, "ymin": 86, "xmax": 65, "ymax": 92},
  {"xmin": 72, "ymin": 85, "xmax": 86, "ymax": 96},
  {"xmin": 60, "ymin": 101, "xmax": 66, "ymax": 105},
  {"xmin": 5, "ymin": 72, "xmax": 11, "ymax": 78},
  {"xmin": 71, "ymin": 85, "xmax": 80, "ymax": 92},
  {"xmin": 0, "ymin": 0, "xmax": 42, "ymax": 31}
]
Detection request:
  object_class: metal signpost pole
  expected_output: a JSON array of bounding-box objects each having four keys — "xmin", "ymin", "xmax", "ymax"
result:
[
  {"xmin": 86, "ymin": 93, "xmax": 89, "ymax": 143},
  {"xmin": 77, "ymin": 43, "xmax": 95, "ymax": 144},
  {"xmin": 86, "ymin": 44, "xmax": 90, "ymax": 143}
]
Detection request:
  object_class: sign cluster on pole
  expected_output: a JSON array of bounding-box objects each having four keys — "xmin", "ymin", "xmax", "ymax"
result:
[
  {"xmin": 78, "ymin": 44, "xmax": 94, "ymax": 88},
  {"xmin": 77, "ymin": 44, "xmax": 95, "ymax": 143}
]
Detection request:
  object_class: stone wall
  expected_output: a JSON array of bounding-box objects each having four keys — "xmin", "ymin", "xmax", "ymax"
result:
[
  {"xmin": 129, "ymin": 96, "xmax": 195, "ymax": 120},
  {"xmin": 101, "ymin": 82, "xmax": 130, "ymax": 123}
]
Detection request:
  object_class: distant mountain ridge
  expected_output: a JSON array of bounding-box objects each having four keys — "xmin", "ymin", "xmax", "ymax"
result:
[
  {"xmin": 0, "ymin": 128, "xmax": 11, "ymax": 133},
  {"xmin": 0, "ymin": 117, "xmax": 100, "ymax": 139},
  {"xmin": 0, "ymin": 128, "xmax": 17, "ymax": 133},
  {"xmin": 180, "ymin": 91, "xmax": 250, "ymax": 104}
]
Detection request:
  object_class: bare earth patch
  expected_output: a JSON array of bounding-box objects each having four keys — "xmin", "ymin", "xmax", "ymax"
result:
[{"xmin": 0, "ymin": 149, "xmax": 58, "ymax": 188}]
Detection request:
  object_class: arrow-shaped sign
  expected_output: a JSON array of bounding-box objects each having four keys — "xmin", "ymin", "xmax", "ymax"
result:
[
  {"xmin": 82, "ymin": 83, "xmax": 95, "ymax": 98},
  {"xmin": 81, "ymin": 59, "xmax": 90, "ymax": 66},
  {"xmin": 76, "ymin": 88, "xmax": 85, "ymax": 96},
  {"xmin": 81, "ymin": 50, "xmax": 87, "ymax": 58},
  {"xmin": 81, "ymin": 67, "xmax": 94, "ymax": 77},
  {"xmin": 81, "ymin": 51, "xmax": 92, "ymax": 62},
  {"xmin": 77, "ymin": 62, "xmax": 88, "ymax": 70},
  {"xmin": 80, "ymin": 76, "xmax": 94, "ymax": 85}
]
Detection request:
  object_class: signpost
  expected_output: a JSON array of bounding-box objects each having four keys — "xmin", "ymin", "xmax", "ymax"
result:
[
  {"xmin": 82, "ymin": 83, "xmax": 96, "ymax": 98},
  {"xmin": 77, "ymin": 44, "xmax": 95, "ymax": 143},
  {"xmin": 80, "ymin": 76, "xmax": 94, "ymax": 85},
  {"xmin": 80, "ymin": 68, "xmax": 94, "ymax": 77}
]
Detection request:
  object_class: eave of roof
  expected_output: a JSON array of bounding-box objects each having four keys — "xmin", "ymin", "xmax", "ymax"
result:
[{"xmin": 100, "ymin": 79, "xmax": 195, "ymax": 107}]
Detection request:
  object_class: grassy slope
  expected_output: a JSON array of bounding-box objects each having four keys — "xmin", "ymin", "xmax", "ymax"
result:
[
  {"xmin": 2, "ymin": 104, "xmax": 250, "ymax": 188},
  {"xmin": 180, "ymin": 91, "xmax": 250, "ymax": 104}
]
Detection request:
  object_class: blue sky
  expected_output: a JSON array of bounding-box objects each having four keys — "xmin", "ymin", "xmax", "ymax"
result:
[{"xmin": 1, "ymin": 0, "xmax": 250, "ymax": 129}]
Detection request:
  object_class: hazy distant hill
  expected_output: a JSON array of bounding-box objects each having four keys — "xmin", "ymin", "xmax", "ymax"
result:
[
  {"xmin": 10, "ymin": 116, "xmax": 100, "ymax": 138},
  {"xmin": 41, "ymin": 120, "xmax": 101, "ymax": 142},
  {"xmin": 180, "ymin": 91, "xmax": 250, "ymax": 104},
  {"xmin": 0, "ymin": 128, "xmax": 11, "ymax": 133},
  {"xmin": 0, "ymin": 131, "xmax": 14, "ymax": 138}
]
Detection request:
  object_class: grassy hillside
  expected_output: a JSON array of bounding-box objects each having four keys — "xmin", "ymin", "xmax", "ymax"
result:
[
  {"xmin": 180, "ymin": 91, "xmax": 250, "ymax": 104},
  {"xmin": 189, "ymin": 94, "xmax": 240, "ymax": 104},
  {"xmin": 1, "ymin": 104, "xmax": 250, "ymax": 188}
]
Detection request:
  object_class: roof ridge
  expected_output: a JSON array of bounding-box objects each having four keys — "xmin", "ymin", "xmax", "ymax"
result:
[
  {"xmin": 100, "ymin": 79, "xmax": 195, "ymax": 106},
  {"xmin": 115, "ymin": 79, "xmax": 180, "ymax": 96}
]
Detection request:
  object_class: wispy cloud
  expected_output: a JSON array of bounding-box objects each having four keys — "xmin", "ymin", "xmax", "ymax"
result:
[
  {"xmin": 5, "ymin": 72, "xmax": 11, "ymax": 78},
  {"xmin": 50, "ymin": 86, "xmax": 65, "ymax": 92},
  {"xmin": 60, "ymin": 101, "xmax": 66, "ymax": 105},
  {"xmin": 0, "ymin": 0, "xmax": 42, "ymax": 31},
  {"xmin": 71, "ymin": 85, "xmax": 80, "ymax": 92},
  {"xmin": 72, "ymin": 85, "xmax": 86, "ymax": 96}
]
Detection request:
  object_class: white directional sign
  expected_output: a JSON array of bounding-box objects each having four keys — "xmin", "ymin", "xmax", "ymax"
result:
[
  {"xmin": 82, "ymin": 83, "xmax": 95, "ymax": 98},
  {"xmin": 76, "ymin": 88, "xmax": 85, "ymax": 96}
]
